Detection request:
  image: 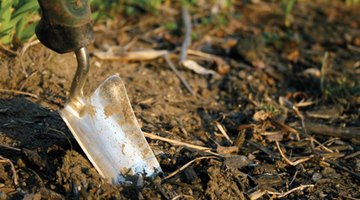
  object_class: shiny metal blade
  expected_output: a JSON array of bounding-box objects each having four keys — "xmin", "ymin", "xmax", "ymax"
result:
[{"xmin": 60, "ymin": 75, "xmax": 162, "ymax": 184}]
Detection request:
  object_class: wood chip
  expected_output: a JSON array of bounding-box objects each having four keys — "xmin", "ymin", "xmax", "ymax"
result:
[{"xmin": 182, "ymin": 60, "xmax": 219, "ymax": 76}]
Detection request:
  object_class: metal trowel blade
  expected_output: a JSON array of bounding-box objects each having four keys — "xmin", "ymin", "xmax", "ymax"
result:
[{"xmin": 60, "ymin": 75, "xmax": 162, "ymax": 184}]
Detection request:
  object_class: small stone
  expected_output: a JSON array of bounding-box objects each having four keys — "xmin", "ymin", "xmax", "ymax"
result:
[
  {"xmin": 247, "ymin": 153, "xmax": 256, "ymax": 160},
  {"xmin": 224, "ymin": 155, "xmax": 250, "ymax": 170},
  {"xmin": 312, "ymin": 172, "xmax": 322, "ymax": 182}
]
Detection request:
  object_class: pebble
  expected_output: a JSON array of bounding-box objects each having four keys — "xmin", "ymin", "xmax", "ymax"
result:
[
  {"xmin": 312, "ymin": 172, "xmax": 322, "ymax": 182},
  {"xmin": 247, "ymin": 153, "xmax": 256, "ymax": 161},
  {"xmin": 224, "ymin": 155, "xmax": 250, "ymax": 170}
]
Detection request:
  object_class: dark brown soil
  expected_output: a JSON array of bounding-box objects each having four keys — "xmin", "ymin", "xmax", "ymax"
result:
[{"xmin": 0, "ymin": 0, "xmax": 359, "ymax": 199}]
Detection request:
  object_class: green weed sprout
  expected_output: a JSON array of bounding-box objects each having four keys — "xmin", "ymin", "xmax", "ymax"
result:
[
  {"xmin": 0, "ymin": 0, "xmax": 39, "ymax": 45},
  {"xmin": 281, "ymin": 0, "xmax": 296, "ymax": 27}
]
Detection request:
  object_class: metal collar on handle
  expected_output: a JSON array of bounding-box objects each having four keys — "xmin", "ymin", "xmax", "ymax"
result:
[{"xmin": 69, "ymin": 47, "xmax": 89, "ymax": 107}]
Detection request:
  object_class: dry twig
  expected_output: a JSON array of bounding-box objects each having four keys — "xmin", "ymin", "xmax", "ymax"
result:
[
  {"xmin": 93, "ymin": 49, "xmax": 167, "ymax": 61},
  {"xmin": 249, "ymin": 184, "xmax": 314, "ymax": 200},
  {"xmin": 292, "ymin": 105, "xmax": 309, "ymax": 136},
  {"xmin": 0, "ymin": 43, "xmax": 17, "ymax": 56},
  {"xmin": 0, "ymin": 88, "xmax": 39, "ymax": 98},
  {"xmin": 164, "ymin": 54, "xmax": 196, "ymax": 96},
  {"xmin": 186, "ymin": 49, "xmax": 230, "ymax": 72},
  {"xmin": 289, "ymin": 170, "xmax": 299, "ymax": 186},
  {"xmin": 271, "ymin": 119, "xmax": 300, "ymax": 140},
  {"xmin": 163, "ymin": 156, "xmax": 217, "ymax": 180},
  {"xmin": 249, "ymin": 189, "xmax": 267, "ymax": 200},
  {"xmin": 215, "ymin": 121, "xmax": 233, "ymax": 144},
  {"xmin": 344, "ymin": 151, "xmax": 360, "ymax": 160},
  {"xmin": 182, "ymin": 60, "xmax": 219, "ymax": 76},
  {"xmin": 276, "ymin": 141, "xmax": 312, "ymax": 166},
  {"xmin": 0, "ymin": 156, "xmax": 18, "ymax": 186},
  {"xmin": 180, "ymin": 6, "xmax": 192, "ymax": 63},
  {"xmin": 305, "ymin": 120, "xmax": 360, "ymax": 140},
  {"xmin": 19, "ymin": 37, "xmax": 41, "ymax": 76},
  {"xmin": 268, "ymin": 184, "xmax": 315, "ymax": 198},
  {"xmin": 0, "ymin": 144, "xmax": 21, "ymax": 152},
  {"xmin": 310, "ymin": 137, "xmax": 334, "ymax": 153},
  {"xmin": 19, "ymin": 70, "xmax": 39, "ymax": 90},
  {"xmin": 94, "ymin": 48, "xmax": 197, "ymax": 96},
  {"xmin": 171, "ymin": 194, "xmax": 195, "ymax": 200},
  {"xmin": 347, "ymin": 44, "xmax": 360, "ymax": 52},
  {"xmin": 143, "ymin": 132, "xmax": 218, "ymax": 156}
]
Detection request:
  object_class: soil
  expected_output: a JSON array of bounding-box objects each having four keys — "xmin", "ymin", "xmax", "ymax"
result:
[{"xmin": 0, "ymin": 0, "xmax": 359, "ymax": 199}]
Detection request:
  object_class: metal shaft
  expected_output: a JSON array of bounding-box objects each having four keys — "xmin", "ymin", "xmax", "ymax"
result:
[{"xmin": 70, "ymin": 47, "xmax": 90, "ymax": 102}]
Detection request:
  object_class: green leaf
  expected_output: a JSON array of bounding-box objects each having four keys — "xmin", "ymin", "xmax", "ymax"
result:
[
  {"xmin": 15, "ymin": 16, "xmax": 26, "ymax": 39},
  {"xmin": 12, "ymin": 0, "xmax": 38, "ymax": 19},
  {"xmin": 10, "ymin": 0, "xmax": 38, "ymax": 27},
  {"xmin": 19, "ymin": 22, "xmax": 36, "ymax": 41},
  {"xmin": 0, "ymin": 0, "xmax": 13, "ymax": 22},
  {"xmin": 0, "ymin": 0, "xmax": 38, "ymax": 44},
  {"xmin": 0, "ymin": 27, "xmax": 12, "ymax": 37},
  {"xmin": 0, "ymin": 0, "xmax": 13, "ymax": 44}
]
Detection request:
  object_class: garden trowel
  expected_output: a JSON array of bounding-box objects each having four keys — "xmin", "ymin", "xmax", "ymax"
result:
[{"xmin": 35, "ymin": 0, "xmax": 162, "ymax": 184}]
